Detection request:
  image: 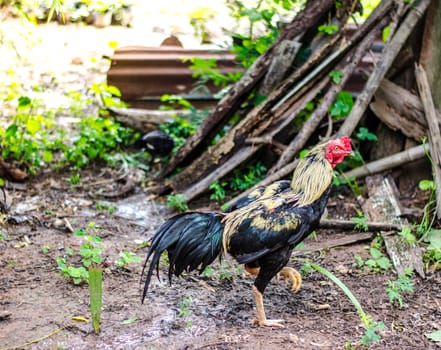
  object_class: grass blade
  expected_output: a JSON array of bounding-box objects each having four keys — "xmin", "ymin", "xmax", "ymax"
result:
[
  {"xmin": 309, "ymin": 263, "xmax": 367, "ymax": 324},
  {"xmin": 89, "ymin": 266, "xmax": 103, "ymax": 334}
]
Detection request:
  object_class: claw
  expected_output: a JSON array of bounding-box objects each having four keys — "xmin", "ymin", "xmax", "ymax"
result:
[{"xmin": 279, "ymin": 267, "xmax": 302, "ymax": 292}]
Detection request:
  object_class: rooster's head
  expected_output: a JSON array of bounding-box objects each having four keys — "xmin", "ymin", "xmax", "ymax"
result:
[{"xmin": 325, "ymin": 136, "xmax": 352, "ymax": 168}]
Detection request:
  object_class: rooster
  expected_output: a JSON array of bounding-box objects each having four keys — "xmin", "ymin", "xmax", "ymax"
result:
[{"xmin": 141, "ymin": 136, "xmax": 352, "ymax": 327}]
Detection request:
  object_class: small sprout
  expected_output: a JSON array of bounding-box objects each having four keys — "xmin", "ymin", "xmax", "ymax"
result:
[
  {"xmin": 318, "ymin": 24, "xmax": 339, "ymax": 35},
  {"xmin": 329, "ymin": 70, "xmax": 343, "ymax": 84},
  {"xmin": 166, "ymin": 193, "xmax": 189, "ymax": 212},
  {"xmin": 115, "ymin": 251, "xmax": 141, "ymax": 268},
  {"xmin": 386, "ymin": 270, "xmax": 414, "ymax": 308},
  {"xmin": 351, "ymin": 212, "xmax": 369, "ymax": 232},
  {"xmin": 356, "ymin": 127, "xmax": 378, "ymax": 141}
]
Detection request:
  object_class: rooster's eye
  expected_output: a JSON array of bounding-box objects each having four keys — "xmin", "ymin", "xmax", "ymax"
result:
[{"xmin": 334, "ymin": 146, "xmax": 340, "ymax": 151}]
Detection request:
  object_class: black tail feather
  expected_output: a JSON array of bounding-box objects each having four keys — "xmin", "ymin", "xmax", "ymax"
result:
[{"xmin": 141, "ymin": 212, "xmax": 224, "ymax": 303}]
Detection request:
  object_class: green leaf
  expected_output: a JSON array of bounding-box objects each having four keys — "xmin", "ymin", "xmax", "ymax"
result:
[
  {"xmin": 427, "ymin": 229, "xmax": 441, "ymax": 250},
  {"xmin": 425, "ymin": 330, "xmax": 441, "ymax": 342},
  {"xmin": 89, "ymin": 267, "xmax": 103, "ymax": 334},
  {"xmin": 18, "ymin": 96, "xmax": 31, "ymax": 108},
  {"xmin": 329, "ymin": 70, "xmax": 343, "ymax": 84},
  {"xmin": 376, "ymin": 257, "xmax": 392, "ymax": 270},
  {"xmin": 382, "ymin": 25, "xmax": 391, "ymax": 42},
  {"xmin": 43, "ymin": 150, "xmax": 53, "ymax": 163},
  {"xmin": 370, "ymin": 247, "xmax": 382, "ymax": 260},
  {"xmin": 318, "ymin": 24, "xmax": 339, "ymax": 35},
  {"xmin": 419, "ymin": 179, "xmax": 435, "ymax": 191},
  {"xmin": 356, "ymin": 127, "xmax": 378, "ymax": 141}
]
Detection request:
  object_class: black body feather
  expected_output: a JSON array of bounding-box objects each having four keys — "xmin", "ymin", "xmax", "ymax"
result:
[{"xmin": 141, "ymin": 212, "xmax": 224, "ymax": 303}]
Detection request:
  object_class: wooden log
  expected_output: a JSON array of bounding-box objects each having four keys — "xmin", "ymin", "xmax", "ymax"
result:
[
  {"xmin": 342, "ymin": 144, "xmax": 428, "ymax": 179},
  {"xmin": 415, "ymin": 63, "xmax": 441, "ymax": 219},
  {"xmin": 257, "ymin": 39, "xmax": 301, "ymax": 97},
  {"xmin": 160, "ymin": 0, "xmax": 394, "ymax": 187},
  {"xmin": 292, "ymin": 232, "xmax": 375, "ymax": 257},
  {"xmin": 181, "ymin": 146, "xmax": 259, "ymax": 202},
  {"xmin": 108, "ymin": 107, "xmax": 192, "ymax": 131},
  {"xmin": 361, "ymin": 175, "xmax": 425, "ymax": 278},
  {"xmin": 271, "ymin": 14, "xmax": 390, "ymax": 174},
  {"xmin": 419, "ymin": 0, "xmax": 441, "ymax": 109},
  {"xmin": 338, "ymin": 0, "xmax": 432, "ymax": 137},
  {"xmin": 174, "ymin": 72, "xmax": 331, "ymax": 199},
  {"xmin": 319, "ymin": 219, "xmax": 402, "ymax": 231},
  {"xmin": 375, "ymin": 79, "xmax": 428, "ymax": 127}
]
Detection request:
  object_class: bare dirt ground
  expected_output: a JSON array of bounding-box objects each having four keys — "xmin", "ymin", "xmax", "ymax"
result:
[{"xmin": 1, "ymin": 9, "xmax": 441, "ymax": 350}]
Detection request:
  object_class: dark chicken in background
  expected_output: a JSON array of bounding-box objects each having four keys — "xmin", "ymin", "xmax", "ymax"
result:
[{"xmin": 141, "ymin": 136, "xmax": 352, "ymax": 327}]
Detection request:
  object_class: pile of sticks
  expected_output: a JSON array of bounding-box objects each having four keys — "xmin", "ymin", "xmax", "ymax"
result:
[{"xmin": 147, "ymin": 0, "xmax": 439, "ymax": 217}]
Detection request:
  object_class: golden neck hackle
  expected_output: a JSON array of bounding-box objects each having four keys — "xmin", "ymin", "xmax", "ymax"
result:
[{"xmin": 290, "ymin": 142, "xmax": 334, "ymax": 207}]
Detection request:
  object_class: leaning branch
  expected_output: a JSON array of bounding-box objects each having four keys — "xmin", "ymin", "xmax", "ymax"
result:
[
  {"xmin": 338, "ymin": 0, "xmax": 432, "ymax": 137},
  {"xmin": 415, "ymin": 63, "xmax": 441, "ymax": 219},
  {"xmin": 342, "ymin": 144, "xmax": 428, "ymax": 179}
]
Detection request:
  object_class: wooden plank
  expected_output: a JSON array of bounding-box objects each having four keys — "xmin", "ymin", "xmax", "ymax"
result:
[{"xmin": 361, "ymin": 175, "xmax": 425, "ymax": 277}]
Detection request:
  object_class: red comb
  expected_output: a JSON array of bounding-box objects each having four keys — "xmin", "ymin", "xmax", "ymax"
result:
[{"xmin": 340, "ymin": 136, "xmax": 352, "ymax": 150}]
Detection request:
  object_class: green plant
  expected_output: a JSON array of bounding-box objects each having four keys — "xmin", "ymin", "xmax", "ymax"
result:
[
  {"xmin": 64, "ymin": 116, "xmax": 135, "ymax": 170},
  {"xmin": 56, "ymin": 258, "xmax": 89, "ymax": 285},
  {"xmin": 188, "ymin": 6, "xmax": 217, "ymax": 43},
  {"xmin": 329, "ymin": 69, "xmax": 343, "ymax": 84},
  {"xmin": 115, "ymin": 251, "xmax": 141, "ymax": 268},
  {"xmin": 229, "ymin": 162, "xmax": 267, "ymax": 192},
  {"xmin": 0, "ymin": 96, "xmax": 57, "ymax": 175},
  {"xmin": 188, "ymin": 57, "xmax": 242, "ymax": 88},
  {"xmin": 159, "ymin": 96, "xmax": 208, "ymax": 151},
  {"xmin": 397, "ymin": 225, "xmax": 416, "ymax": 245},
  {"xmin": 56, "ymin": 222, "xmax": 103, "ymax": 284},
  {"xmin": 318, "ymin": 24, "xmax": 339, "ymax": 35},
  {"xmin": 353, "ymin": 236, "xmax": 392, "ymax": 272},
  {"xmin": 201, "ymin": 266, "xmax": 214, "ymax": 278},
  {"xmin": 425, "ymin": 330, "xmax": 441, "ymax": 343},
  {"xmin": 385, "ymin": 269, "xmax": 414, "ymax": 308},
  {"xmin": 414, "ymin": 145, "xmax": 441, "ymax": 270},
  {"xmin": 351, "ymin": 211, "xmax": 369, "ymax": 232},
  {"xmin": 209, "ymin": 180, "xmax": 228, "ymax": 201},
  {"xmin": 330, "ymin": 91, "xmax": 353, "ymax": 119},
  {"xmin": 354, "ymin": 244, "xmax": 392, "ymax": 273},
  {"xmin": 96, "ymin": 202, "xmax": 117, "ymax": 215},
  {"xmin": 178, "ymin": 295, "xmax": 193, "ymax": 327},
  {"xmin": 308, "ymin": 262, "xmax": 385, "ymax": 346},
  {"xmin": 356, "ymin": 127, "xmax": 378, "ymax": 141},
  {"xmin": 166, "ymin": 193, "xmax": 189, "ymax": 212},
  {"xmin": 68, "ymin": 173, "xmax": 81, "ymax": 185}
]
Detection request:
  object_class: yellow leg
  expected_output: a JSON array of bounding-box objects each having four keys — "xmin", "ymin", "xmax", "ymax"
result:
[
  {"xmin": 251, "ymin": 285, "xmax": 285, "ymax": 328},
  {"xmin": 245, "ymin": 265, "xmax": 302, "ymax": 292},
  {"xmin": 279, "ymin": 266, "xmax": 302, "ymax": 292},
  {"xmin": 244, "ymin": 265, "xmax": 260, "ymax": 276}
]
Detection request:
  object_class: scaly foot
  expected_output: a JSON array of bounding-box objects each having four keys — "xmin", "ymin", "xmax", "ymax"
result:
[{"xmin": 278, "ymin": 267, "xmax": 302, "ymax": 292}]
